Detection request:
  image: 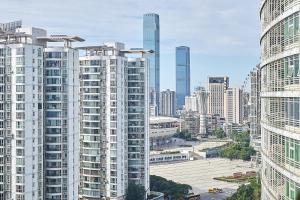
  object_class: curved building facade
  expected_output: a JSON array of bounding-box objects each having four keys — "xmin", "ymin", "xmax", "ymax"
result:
[{"xmin": 260, "ymin": 1, "xmax": 300, "ymax": 199}]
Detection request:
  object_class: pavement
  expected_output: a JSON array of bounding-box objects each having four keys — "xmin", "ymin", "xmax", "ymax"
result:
[{"xmin": 150, "ymin": 158, "xmax": 256, "ymax": 200}]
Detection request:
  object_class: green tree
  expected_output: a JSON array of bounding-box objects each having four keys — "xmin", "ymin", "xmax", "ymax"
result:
[
  {"xmin": 220, "ymin": 131, "xmax": 255, "ymax": 161},
  {"xmin": 228, "ymin": 179, "xmax": 261, "ymax": 200},
  {"xmin": 214, "ymin": 128, "xmax": 226, "ymax": 139},
  {"xmin": 174, "ymin": 129, "xmax": 196, "ymax": 141},
  {"xmin": 150, "ymin": 175, "xmax": 191, "ymax": 199},
  {"xmin": 126, "ymin": 182, "xmax": 145, "ymax": 200}
]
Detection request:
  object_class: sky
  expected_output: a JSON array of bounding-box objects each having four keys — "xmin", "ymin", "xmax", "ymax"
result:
[{"xmin": 0, "ymin": 0, "xmax": 261, "ymax": 91}]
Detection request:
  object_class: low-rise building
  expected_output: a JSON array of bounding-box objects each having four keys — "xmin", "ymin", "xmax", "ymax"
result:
[
  {"xmin": 150, "ymin": 151, "xmax": 191, "ymax": 164},
  {"xmin": 180, "ymin": 111, "xmax": 200, "ymax": 137},
  {"xmin": 150, "ymin": 117, "xmax": 179, "ymax": 149}
]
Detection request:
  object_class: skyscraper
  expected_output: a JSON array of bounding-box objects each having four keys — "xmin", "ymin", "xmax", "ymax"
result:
[
  {"xmin": 260, "ymin": 1, "xmax": 300, "ymax": 199},
  {"xmin": 176, "ymin": 46, "xmax": 190, "ymax": 110},
  {"xmin": 159, "ymin": 90, "xmax": 176, "ymax": 117},
  {"xmin": 224, "ymin": 88, "xmax": 243, "ymax": 124},
  {"xmin": 143, "ymin": 13, "xmax": 160, "ymax": 115},
  {"xmin": 208, "ymin": 76, "xmax": 229, "ymax": 118},
  {"xmin": 79, "ymin": 43, "xmax": 150, "ymax": 200}
]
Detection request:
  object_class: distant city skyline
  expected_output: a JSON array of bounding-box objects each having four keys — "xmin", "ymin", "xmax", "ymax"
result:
[{"xmin": 0, "ymin": 0, "xmax": 260, "ymax": 90}]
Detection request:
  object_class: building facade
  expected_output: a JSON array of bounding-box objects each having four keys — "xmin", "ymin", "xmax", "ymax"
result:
[
  {"xmin": 176, "ymin": 46, "xmax": 190, "ymax": 110},
  {"xmin": 225, "ymin": 88, "xmax": 243, "ymax": 124},
  {"xmin": 0, "ymin": 28, "xmax": 46, "ymax": 200},
  {"xmin": 79, "ymin": 43, "xmax": 150, "ymax": 200},
  {"xmin": 150, "ymin": 117, "xmax": 179, "ymax": 150},
  {"xmin": 79, "ymin": 43, "xmax": 128, "ymax": 199},
  {"xmin": 195, "ymin": 87, "xmax": 209, "ymax": 136},
  {"xmin": 260, "ymin": 1, "xmax": 300, "ymax": 199},
  {"xmin": 143, "ymin": 13, "xmax": 160, "ymax": 115},
  {"xmin": 180, "ymin": 111, "xmax": 200, "ymax": 138},
  {"xmin": 43, "ymin": 45, "xmax": 80, "ymax": 200},
  {"xmin": 208, "ymin": 76, "xmax": 229, "ymax": 118},
  {"xmin": 184, "ymin": 95, "xmax": 198, "ymax": 112},
  {"xmin": 127, "ymin": 57, "xmax": 150, "ymax": 193},
  {"xmin": 159, "ymin": 89, "xmax": 176, "ymax": 117},
  {"xmin": 0, "ymin": 24, "xmax": 83, "ymax": 200},
  {"xmin": 250, "ymin": 67, "xmax": 261, "ymax": 153}
]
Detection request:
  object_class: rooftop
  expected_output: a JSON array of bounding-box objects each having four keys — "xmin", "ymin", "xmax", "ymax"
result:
[
  {"xmin": 37, "ymin": 35, "xmax": 84, "ymax": 42},
  {"xmin": 150, "ymin": 116, "xmax": 179, "ymax": 124}
]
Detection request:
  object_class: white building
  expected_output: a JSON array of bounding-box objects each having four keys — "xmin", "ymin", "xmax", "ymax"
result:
[
  {"xmin": 184, "ymin": 87, "xmax": 208, "ymax": 136},
  {"xmin": 184, "ymin": 95, "xmax": 198, "ymax": 112},
  {"xmin": 0, "ymin": 27, "xmax": 46, "ymax": 200},
  {"xmin": 128, "ymin": 57, "xmax": 149, "ymax": 193},
  {"xmin": 225, "ymin": 88, "xmax": 243, "ymax": 124},
  {"xmin": 260, "ymin": 1, "xmax": 300, "ymax": 199},
  {"xmin": 150, "ymin": 116, "xmax": 179, "ymax": 149},
  {"xmin": 0, "ymin": 23, "xmax": 83, "ymax": 200},
  {"xmin": 41, "ymin": 36, "xmax": 83, "ymax": 200},
  {"xmin": 208, "ymin": 76, "xmax": 229, "ymax": 118},
  {"xmin": 250, "ymin": 67, "xmax": 261, "ymax": 152},
  {"xmin": 159, "ymin": 89, "xmax": 176, "ymax": 117},
  {"xmin": 79, "ymin": 43, "xmax": 151, "ymax": 199}
]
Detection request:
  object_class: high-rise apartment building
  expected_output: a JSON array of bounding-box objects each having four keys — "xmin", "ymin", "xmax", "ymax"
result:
[
  {"xmin": 242, "ymin": 91, "xmax": 250, "ymax": 122},
  {"xmin": 250, "ymin": 67, "xmax": 261, "ymax": 152},
  {"xmin": 176, "ymin": 46, "xmax": 190, "ymax": 110},
  {"xmin": 79, "ymin": 43, "xmax": 150, "ymax": 200},
  {"xmin": 224, "ymin": 88, "xmax": 243, "ymax": 124},
  {"xmin": 143, "ymin": 13, "xmax": 160, "ymax": 115},
  {"xmin": 159, "ymin": 89, "xmax": 176, "ymax": 117},
  {"xmin": 0, "ymin": 27, "xmax": 46, "ymax": 200},
  {"xmin": 41, "ymin": 37, "xmax": 82, "ymax": 200},
  {"xmin": 260, "ymin": 1, "xmax": 300, "ymax": 199},
  {"xmin": 208, "ymin": 76, "xmax": 229, "ymax": 118},
  {"xmin": 79, "ymin": 43, "xmax": 128, "ymax": 199},
  {"xmin": 0, "ymin": 20, "xmax": 22, "ymax": 32},
  {"xmin": 0, "ymin": 23, "xmax": 83, "ymax": 200},
  {"xmin": 127, "ymin": 57, "xmax": 149, "ymax": 192}
]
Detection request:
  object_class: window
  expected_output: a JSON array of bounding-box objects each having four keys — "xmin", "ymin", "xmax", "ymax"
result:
[{"xmin": 16, "ymin": 57, "xmax": 25, "ymax": 66}]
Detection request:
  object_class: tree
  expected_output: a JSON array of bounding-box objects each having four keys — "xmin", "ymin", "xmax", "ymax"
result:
[
  {"xmin": 126, "ymin": 182, "xmax": 145, "ymax": 200},
  {"xmin": 220, "ymin": 131, "xmax": 255, "ymax": 161},
  {"xmin": 227, "ymin": 179, "xmax": 261, "ymax": 200},
  {"xmin": 150, "ymin": 175, "xmax": 192, "ymax": 199},
  {"xmin": 214, "ymin": 128, "xmax": 226, "ymax": 139},
  {"xmin": 174, "ymin": 129, "xmax": 196, "ymax": 141}
]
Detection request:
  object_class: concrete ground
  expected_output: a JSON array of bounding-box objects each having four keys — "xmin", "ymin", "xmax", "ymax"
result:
[
  {"xmin": 150, "ymin": 158, "xmax": 256, "ymax": 199},
  {"xmin": 151, "ymin": 140, "xmax": 230, "ymax": 156}
]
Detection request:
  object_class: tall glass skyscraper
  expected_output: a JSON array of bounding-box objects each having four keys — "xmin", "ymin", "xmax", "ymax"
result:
[
  {"xmin": 143, "ymin": 13, "xmax": 160, "ymax": 115},
  {"xmin": 176, "ymin": 46, "xmax": 190, "ymax": 109}
]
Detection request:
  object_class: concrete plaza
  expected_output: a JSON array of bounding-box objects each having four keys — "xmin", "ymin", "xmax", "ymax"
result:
[{"xmin": 150, "ymin": 158, "xmax": 255, "ymax": 196}]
